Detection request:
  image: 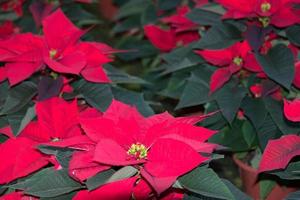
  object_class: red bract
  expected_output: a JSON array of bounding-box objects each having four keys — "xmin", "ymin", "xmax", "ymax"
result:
[
  {"xmin": 69, "ymin": 147, "xmax": 110, "ymax": 182},
  {"xmin": 284, "ymin": 99, "xmax": 300, "ymax": 122},
  {"xmin": 80, "ymin": 100, "xmax": 217, "ymax": 194},
  {"xmin": 196, "ymin": 41, "xmax": 262, "ymax": 93},
  {"xmin": 0, "ymin": 21, "xmax": 18, "ymax": 39},
  {"xmin": 217, "ymin": 0, "xmax": 300, "ymax": 27},
  {"xmin": 293, "ymin": 61, "xmax": 300, "ymax": 88},
  {"xmin": 19, "ymin": 97, "xmax": 93, "ymax": 150},
  {"xmin": 144, "ymin": 6, "xmax": 199, "ymax": 52},
  {"xmin": 258, "ymin": 135, "xmax": 300, "ymax": 172},
  {"xmin": 73, "ymin": 177, "xmax": 137, "ymax": 200},
  {"xmin": 77, "ymin": 42, "xmax": 111, "ymax": 83},
  {"xmin": 0, "ymin": 33, "xmax": 44, "ymax": 85},
  {"xmin": 0, "ymin": 137, "xmax": 49, "ymax": 184}
]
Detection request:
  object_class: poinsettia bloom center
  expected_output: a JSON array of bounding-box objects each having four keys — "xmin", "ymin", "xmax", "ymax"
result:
[
  {"xmin": 260, "ymin": 2, "xmax": 271, "ymax": 13},
  {"xmin": 258, "ymin": 17, "xmax": 270, "ymax": 27},
  {"xmin": 49, "ymin": 49, "xmax": 58, "ymax": 59},
  {"xmin": 127, "ymin": 143, "xmax": 148, "ymax": 160},
  {"xmin": 233, "ymin": 56, "xmax": 243, "ymax": 66},
  {"xmin": 51, "ymin": 137, "xmax": 60, "ymax": 142}
]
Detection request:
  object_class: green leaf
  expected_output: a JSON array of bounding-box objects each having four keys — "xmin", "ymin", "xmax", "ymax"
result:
[
  {"xmin": 9, "ymin": 168, "xmax": 82, "ymax": 198},
  {"xmin": 285, "ymin": 190, "xmax": 300, "ymax": 200},
  {"xmin": 72, "ymin": 79, "xmax": 113, "ymax": 112},
  {"xmin": 271, "ymin": 161, "xmax": 300, "ymax": 180},
  {"xmin": 194, "ymin": 22, "xmax": 242, "ymax": 49},
  {"xmin": 264, "ymin": 97, "xmax": 300, "ymax": 134},
  {"xmin": 0, "ymin": 82, "xmax": 37, "ymax": 115},
  {"xmin": 157, "ymin": 0, "xmax": 181, "ymax": 10},
  {"xmin": 111, "ymin": 86, "xmax": 154, "ymax": 116},
  {"xmin": 141, "ymin": 3, "xmax": 158, "ymax": 25},
  {"xmin": 213, "ymin": 81, "xmax": 246, "ymax": 123},
  {"xmin": 209, "ymin": 120, "xmax": 250, "ymax": 152},
  {"xmin": 241, "ymin": 97, "xmax": 268, "ymax": 131},
  {"xmin": 256, "ymin": 114, "xmax": 281, "ymax": 150},
  {"xmin": 116, "ymin": 0, "xmax": 150, "ymax": 19},
  {"xmin": 86, "ymin": 169, "xmax": 116, "ymax": 190},
  {"xmin": 259, "ymin": 179, "xmax": 276, "ymax": 200},
  {"xmin": 7, "ymin": 105, "xmax": 35, "ymax": 136},
  {"xmin": 176, "ymin": 68, "xmax": 212, "ymax": 109},
  {"xmin": 286, "ymin": 25, "xmax": 300, "ymax": 46},
  {"xmin": 179, "ymin": 166, "xmax": 234, "ymax": 200},
  {"xmin": 0, "ymin": 81, "xmax": 9, "ymax": 111},
  {"xmin": 104, "ymin": 64, "xmax": 147, "ymax": 84},
  {"xmin": 107, "ymin": 166, "xmax": 138, "ymax": 183},
  {"xmin": 38, "ymin": 146, "xmax": 74, "ymax": 168},
  {"xmin": 187, "ymin": 9, "xmax": 221, "ymax": 26},
  {"xmin": 255, "ymin": 44, "xmax": 295, "ymax": 89},
  {"xmin": 242, "ymin": 121, "xmax": 257, "ymax": 148}
]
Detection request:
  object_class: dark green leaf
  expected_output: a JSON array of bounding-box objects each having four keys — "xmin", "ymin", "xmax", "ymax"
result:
[
  {"xmin": 86, "ymin": 169, "xmax": 116, "ymax": 191},
  {"xmin": 286, "ymin": 25, "xmax": 300, "ymax": 46},
  {"xmin": 176, "ymin": 68, "xmax": 212, "ymax": 109},
  {"xmin": 260, "ymin": 180, "xmax": 276, "ymax": 200},
  {"xmin": 285, "ymin": 190, "xmax": 300, "ymax": 200},
  {"xmin": 187, "ymin": 9, "xmax": 221, "ymax": 26},
  {"xmin": 7, "ymin": 105, "xmax": 35, "ymax": 136},
  {"xmin": 213, "ymin": 81, "xmax": 246, "ymax": 123},
  {"xmin": 104, "ymin": 64, "xmax": 147, "ymax": 84},
  {"xmin": 73, "ymin": 79, "xmax": 113, "ymax": 112},
  {"xmin": 157, "ymin": 0, "xmax": 181, "ymax": 10},
  {"xmin": 242, "ymin": 121, "xmax": 257, "ymax": 148},
  {"xmin": 9, "ymin": 168, "xmax": 82, "ymax": 198},
  {"xmin": 241, "ymin": 97, "xmax": 268, "ymax": 131},
  {"xmin": 0, "ymin": 81, "xmax": 37, "ymax": 115},
  {"xmin": 255, "ymin": 44, "xmax": 295, "ymax": 89},
  {"xmin": 256, "ymin": 114, "xmax": 281, "ymax": 150},
  {"xmin": 112, "ymin": 86, "xmax": 154, "ymax": 116},
  {"xmin": 179, "ymin": 166, "xmax": 234, "ymax": 200},
  {"xmin": 194, "ymin": 22, "xmax": 242, "ymax": 49},
  {"xmin": 264, "ymin": 97, "xmax": 300, "ymax": 134}
]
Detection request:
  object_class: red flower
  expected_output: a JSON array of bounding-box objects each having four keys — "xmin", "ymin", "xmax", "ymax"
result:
[
  {"xmin": 194, "ymin": 0, "xmax": 209, "ymax": 7},
  {"xmin": 196, "ymin": 41, "xmax": 262, "ymax": 93},
  {"xmin": 284, "ymin": 99, "xmax": 300, "ymax": 122},
  {"xmin": 79, "ymin": 100, "xmax": 216, "ymax": 193},
  {"xmin": 259, "ymin": 135, "xmax": 300, "ymax": 172},
  {"xmin": 217, "ymin": 0, "xmax": 300, "ymax": 27},
  {"xmin": 42, "ymin": 9, "xmax": 86, "ymax": 75},
  {"xmin": 144, "ymin": 6, "xmax": 199, "ymax": 52}
]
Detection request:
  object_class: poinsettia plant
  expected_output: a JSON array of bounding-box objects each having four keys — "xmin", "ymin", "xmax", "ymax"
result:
[
  {"xmin": 113, "ymin": 0, "xmax": 300, "ymax": 199},
  {"xmin": 0, "ymin": 1, "xmax": 253, "ymax": 200}
]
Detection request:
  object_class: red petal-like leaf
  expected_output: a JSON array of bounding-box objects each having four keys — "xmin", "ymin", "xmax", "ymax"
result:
[
  {"xmin": 145, "ymin": 138, "xmax": 206, "ymax": 177},
  {"xmin": 69, "ymin": 149, "xmax": 110, "ymax": 182},
  {"xmin": 258, "ymin": 135, "xmax": 300, "ymax": 172},
  {"xmin": 209, "ymin": 68, "xmax": 232, "ymax": 93},
  {"xmin": 73, "ymin": 177, "xmax": 137, "ymax": 200},
  {"xmin": 284, "ymin": 99, "xmax": 300, "ymax": 122},
  {"xmin": 144, "ymin": 25, "xmax": 176, "ymax": 52},
  {"xmin": 0, "ymin": 137, "xmax": 48, "ymax": 184}
]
